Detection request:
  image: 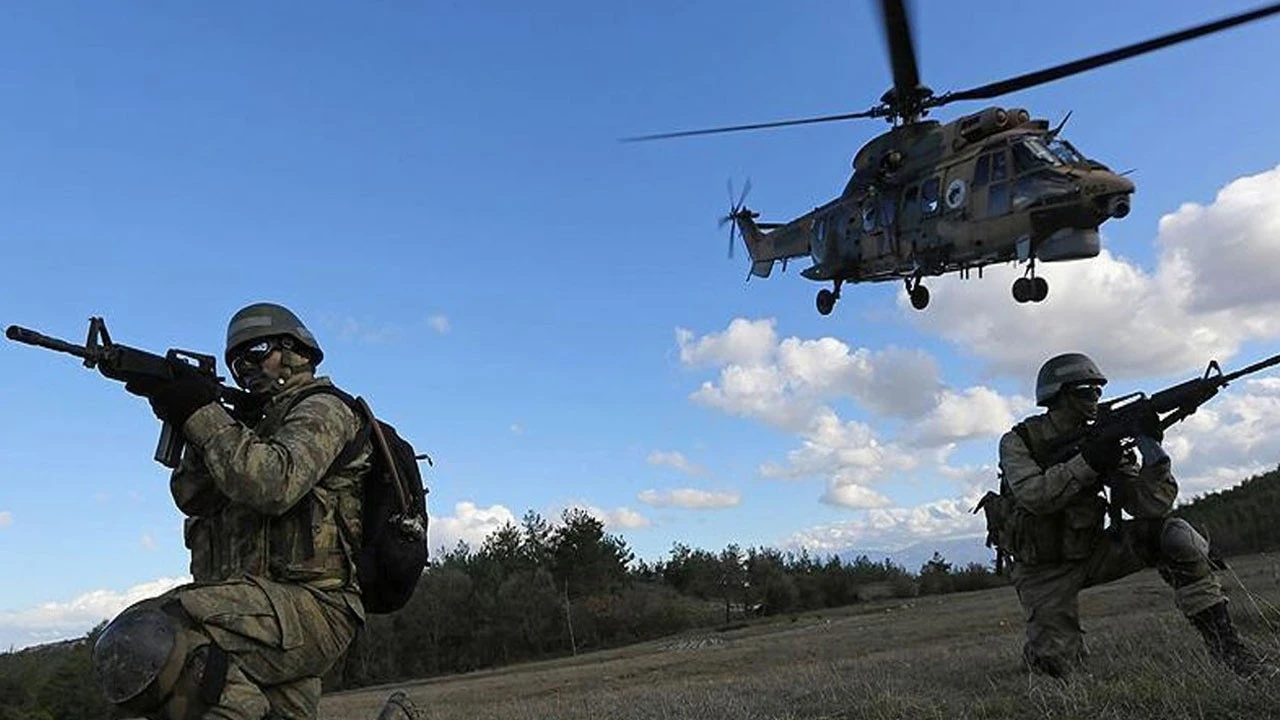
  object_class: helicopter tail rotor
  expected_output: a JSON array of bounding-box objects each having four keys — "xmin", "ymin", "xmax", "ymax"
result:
[{"xmin": 719, "ymin": 178, "xmax": 753, "ymax": 258}]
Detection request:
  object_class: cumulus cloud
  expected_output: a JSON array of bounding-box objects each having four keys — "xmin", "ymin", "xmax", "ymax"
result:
[
  {"xmin": 429, "ymin": 501, "xmax": 519, "ymax": 553},
  {"xmin": 428, "ymin": 314, "xmax": 451, "ymax": 334},
  {"xmin": 646, "ymin": 450, "xmax": 709, "ymax": 478},
  {"xmin": 0, "ymin": 576, "xmax": 190, "ymax": 651},
  {"xmin": 637, "ymin": 488, "xmax": 740, "ymax": 509},
  {"xmin": 558, "ymin": 502, "xmax": 652, "ymax": 530},
  {"xmin": 0, "ymin": 511, "xmax": 10, "ymax": 529},
  {"xmin": 676, "ymin": 318, "xmax": 1025, "ymax": 508},
  {"xmin": 906, "ymin": 163, "xmax": 1280, "ymax": 382},
  {"xmin": 784, "ymin": 475, "xmax": 993, "ymax": 553}
]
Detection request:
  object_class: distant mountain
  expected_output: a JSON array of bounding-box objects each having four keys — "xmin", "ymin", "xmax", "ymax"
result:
[{"xmin": 835, "ymin": 535, "xmax": 994, "ymax": 573}]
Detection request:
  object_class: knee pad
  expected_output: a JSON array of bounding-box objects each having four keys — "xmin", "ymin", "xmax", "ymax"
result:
[
  {"xmin": 1160, "ymin": 518, "xmax": 1211, "ymax": 564},
  {"xmin": 92, "ymin": 603, "xmax": 229, "ymax": 718}
]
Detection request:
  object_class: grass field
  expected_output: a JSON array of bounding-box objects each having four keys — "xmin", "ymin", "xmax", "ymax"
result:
[{"xmin": 319, "ymin": 553, "xmax": 1280, "ymax": 720}]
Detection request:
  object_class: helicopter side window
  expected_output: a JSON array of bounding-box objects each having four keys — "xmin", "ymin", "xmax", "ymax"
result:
[
  {"xmin": 973, "ymin": 155, "xmax": 990, "ymax": 188},
  {"xmin": 921, "ymin": 178, "xmax": 940, "ymax": 215},
  {"xmin": 990, "ymin": 151, "xmax": 1008, "ymax": 183},
  {"xmin": 988, "ymin": 182, "xmax": 1010, "ymax": 216}
]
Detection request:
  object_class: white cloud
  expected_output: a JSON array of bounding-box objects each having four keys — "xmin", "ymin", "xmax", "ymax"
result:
[
  {"xmin": 909, "ymin": 387, "xmax": 1035, "ymax": 448},
  {"xmin": 646, "ymin": 450, "xmax": 709, "ymax": 478},
  {"xmin": 677, "ymin": 317, "xmax": 778, "ymax": 367},
  {"xmin": 0, "ymin": 576, "xmax": 190, "ymax": 651},
  {"xmin": 428, "ymin": 314, "xmax": 451, "ymax": 334},
  {"xmin": 906, "ymin": 163, "xmax": 1280, "ymax": 382},
  {"xmin": 677, "ymin": 319, "xmax": 1022, "ymax": 509},
  {"xmin": 785, "ymin": 476, "xmax": 992, "ymax": 553},
  {"xmin": 560, "ymin": 502, "xmax": 652, "ymax": 530},
  {"xmin": 429, "ymin": 501, "xmax": 519, "ymax": 553},
  {"xmin": 0, "ymin": 511, "xmax": 10, "ymax": 529},
  {"xmin": 637, "ymin": 488, "xmax": 740, "ymax": 509}
]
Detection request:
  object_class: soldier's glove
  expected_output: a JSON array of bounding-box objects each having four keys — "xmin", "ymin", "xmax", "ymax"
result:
[
  {"xmin": 142, "ymin": 366, "xmax": 219, "ymax": 427},
  {"xmin": 1079, "ymin": 434, "xmax": 1125, "ymax": 475}
]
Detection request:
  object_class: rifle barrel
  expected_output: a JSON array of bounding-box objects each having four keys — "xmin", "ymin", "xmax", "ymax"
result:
[
  {"xmin": 1222, "ymin": 351, "xmax": 1280, "ymax": 384},
  {"xmin": 5, "ymin": 325, "xmax": 92, "ymax": 359}
]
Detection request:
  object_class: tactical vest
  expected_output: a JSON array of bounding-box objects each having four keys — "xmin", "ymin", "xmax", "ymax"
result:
[
  {"xmin": 983, "ymin": 415, "xmax": 1108, "ymax": 566},
  {"xmin": 183, "ymin": 377, "xmax": 370, "ymax": 591}
]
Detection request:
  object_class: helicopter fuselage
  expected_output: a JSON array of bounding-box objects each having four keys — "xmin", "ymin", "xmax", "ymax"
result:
[{"xmin": 732, "ymin": 106, "xmax": 1135, "ymax": 312}]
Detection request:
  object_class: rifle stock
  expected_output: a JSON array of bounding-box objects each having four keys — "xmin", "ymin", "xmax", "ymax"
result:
[{"xmin": 6, "ymin": 317, "xmax": 255, "ymax": 468}]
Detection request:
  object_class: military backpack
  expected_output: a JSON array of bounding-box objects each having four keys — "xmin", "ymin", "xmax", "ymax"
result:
[{"xmin": 287, "ymin": 386, "xmax": 431, "ymax": 614}]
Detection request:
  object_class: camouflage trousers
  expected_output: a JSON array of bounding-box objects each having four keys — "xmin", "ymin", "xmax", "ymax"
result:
[
  {"xmin": 1010, "ymin": 517, "xmax": 1224, "ymax": 677},
  {"xmin": 119, "ymin": 576, "xmax": 361, "ymax": 720}
]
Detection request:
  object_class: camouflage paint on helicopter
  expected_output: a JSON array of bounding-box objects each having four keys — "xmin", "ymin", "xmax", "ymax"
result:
[{"xmin": 729, "ymin": 105, "xmax": 1134, "ymax": 314}]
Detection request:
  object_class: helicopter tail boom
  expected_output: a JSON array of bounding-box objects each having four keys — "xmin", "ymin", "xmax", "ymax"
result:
[{"xmin": 733, "ymin": 211, "xmax": 810, "ymax": 279}]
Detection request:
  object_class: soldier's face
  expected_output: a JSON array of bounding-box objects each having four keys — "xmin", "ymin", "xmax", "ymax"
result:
[
  {"xmin": 1063, "ymin": 383, "xmax": 1102, "ymax": 423},
  {"xmin": 231, "ymin": 341, "xmax": 285, "ymax": 394}
]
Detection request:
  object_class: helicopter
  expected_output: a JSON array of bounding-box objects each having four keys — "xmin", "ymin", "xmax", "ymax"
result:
[{"xmin": 625, "ymin": 1, "xmax": 1280, "ymax": 315}]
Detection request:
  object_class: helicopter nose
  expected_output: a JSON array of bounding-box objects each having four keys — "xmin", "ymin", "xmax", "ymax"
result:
[{"xmin": 1107, "ymin": 194, "xmax": 1131, "ymax": 219}]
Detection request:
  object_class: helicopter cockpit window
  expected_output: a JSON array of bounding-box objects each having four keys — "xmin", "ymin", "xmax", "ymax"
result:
[
  {"xmin": 1014, "ymin": 138, "xmax": 1062, "ymax": 173},
  {"xmin": 921, "ymin": 178, "xmax": 940, "ymax": 215},
  {"xmin": 1046, "ymin": 137, "xmax": 1086, "ymax": 165}
]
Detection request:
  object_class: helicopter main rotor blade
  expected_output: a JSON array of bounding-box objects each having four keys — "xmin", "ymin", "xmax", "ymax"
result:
[
  {"xmin": 878, "ymin": 0, "xmax": 922, "ymax": 102},
  {"xmin": 620, "ymin": 108, "xmax": 882, "ymax": 142},
  {"xmin": 933, "ymin": 1, "xmax": 1280, "ymax": 107}
]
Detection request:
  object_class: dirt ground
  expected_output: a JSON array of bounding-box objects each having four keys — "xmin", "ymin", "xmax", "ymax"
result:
[{"xmin": 318, "ymin": 552, "xmax": 1280, "ymax": 720}]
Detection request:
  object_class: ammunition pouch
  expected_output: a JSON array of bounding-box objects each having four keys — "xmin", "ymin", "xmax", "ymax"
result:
[{"xmin": 975, "ymin": 490, "xmax": 1106, "ymax": 566}]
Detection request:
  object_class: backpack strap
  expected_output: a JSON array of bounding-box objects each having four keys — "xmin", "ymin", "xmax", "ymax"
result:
[
  {"xmin": 283, "ymin": 385, "xmax": 373, "ymax": 476},
  {"xmin": 284, "ymin": 385, "xmax": 414, "ymax": 517}
]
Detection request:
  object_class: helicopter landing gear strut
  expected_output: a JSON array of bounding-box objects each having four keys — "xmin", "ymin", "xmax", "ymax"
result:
[
  {"xmin": 906, "ymin": 276, "xmax": 930, "ymax": 310},
  {"xmin": 1012, "ymin": 261, "xmax": 1048, "ymax": 304},
  {"xmin": 816, "ymin": 281, "xmax": 841, "ymax": 316}
]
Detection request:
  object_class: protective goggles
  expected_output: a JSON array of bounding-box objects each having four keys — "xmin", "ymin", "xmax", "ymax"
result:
[
  {"xmin": 1066, "ymin": 383, "xmax": 1103, "ymax": 401},
  {"xmin": 230, "ymin": 339, "xmax": 280, "ymax": 374}
]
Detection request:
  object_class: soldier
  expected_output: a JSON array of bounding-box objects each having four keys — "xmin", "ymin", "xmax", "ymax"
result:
[
  {"xmin": 88, "ymin": 302, "xmax": 419, "ymax": 720},
  {"xmin": 995, "ymin": 352, "xmax": 1273, "ymax": 680}
]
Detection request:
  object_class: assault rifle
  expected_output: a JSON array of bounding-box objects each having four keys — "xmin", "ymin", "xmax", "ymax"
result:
[
  {"xmin": 1039, "ymin": 350, "xmax": 1280, "ymax": 468},
  {"xmin": 5, "ymin": 317, "xmax": 258, "ymax": 469}
]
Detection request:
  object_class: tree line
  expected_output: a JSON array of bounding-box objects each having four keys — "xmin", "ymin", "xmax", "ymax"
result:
[{"xmin": 5, "ymin": 463, "xmax": 1280, "ymax": 718}]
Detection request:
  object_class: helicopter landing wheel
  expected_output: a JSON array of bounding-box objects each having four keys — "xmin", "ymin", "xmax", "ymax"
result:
[
  {"xmin": 816, "ymin": 288, "xmax": 837, "ymax": 316},
  {"xmin": 1012, "ymin": 277, "xmax": 1048, "ymax": 303},
  {"xmin": 909, "ymin": 284, "xmax": 930, "ymax": 310},
  {"xmin": 1032, "ymin": 277, "xmax": 1048, "ymax": 302}
]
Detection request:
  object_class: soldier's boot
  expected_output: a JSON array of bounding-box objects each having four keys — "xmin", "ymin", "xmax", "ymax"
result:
[
  {"xmin": 375, "ymin": 690, "xmax": 422, "ymax": 720},
  {"xmin": 1189, "ymin": 601, "xmax": 1278, "ymax": 680}
]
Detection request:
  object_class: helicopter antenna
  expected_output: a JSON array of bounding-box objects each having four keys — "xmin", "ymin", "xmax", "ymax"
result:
[{"xmin": 1048, "ymin": 110, "xmax": 1073, "ymax": 139}]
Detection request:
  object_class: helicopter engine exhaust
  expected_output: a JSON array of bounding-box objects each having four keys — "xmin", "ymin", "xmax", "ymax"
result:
[{"xmin": 1107, "ymin": 195, "xmax": 1131, "ymax": 219}]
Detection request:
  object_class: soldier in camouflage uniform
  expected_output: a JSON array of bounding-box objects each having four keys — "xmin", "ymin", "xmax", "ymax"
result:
[
  {"xmin": 995, "ymin": 352, "xmax": 1273, "ymax": 680},
  {"xmin": 89, "ymin": 303, "xmax": 419, "ymax": 720}
]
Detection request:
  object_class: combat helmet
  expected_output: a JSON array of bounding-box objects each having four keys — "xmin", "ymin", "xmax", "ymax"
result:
[
  {"xmin": 1035, "ymin": 352, "xmax": 1106, "ymax": 406},
  {"xmin": 225, "ymin": 302, "xmax": 324, "ymax": 368}
]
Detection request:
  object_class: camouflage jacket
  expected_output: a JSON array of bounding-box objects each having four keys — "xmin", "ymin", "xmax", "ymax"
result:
[
  {"xmin": 998, "ymin": 407, "xmax": 1178, "ymax": 520},
  {"xmin": 170, "ymin": 373, "xmax": 371, "ymax": 617}
]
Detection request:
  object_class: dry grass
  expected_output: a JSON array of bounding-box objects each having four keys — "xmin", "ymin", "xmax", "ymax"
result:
[{"xmin": 320, "ymin": 553, "xmax": 1280, "ymax": 720}]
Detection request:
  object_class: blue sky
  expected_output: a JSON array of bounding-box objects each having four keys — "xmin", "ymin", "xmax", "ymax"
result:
[{"xmin": 3, "ymin": 0, "xmax": 1280, "ymax": 650}]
